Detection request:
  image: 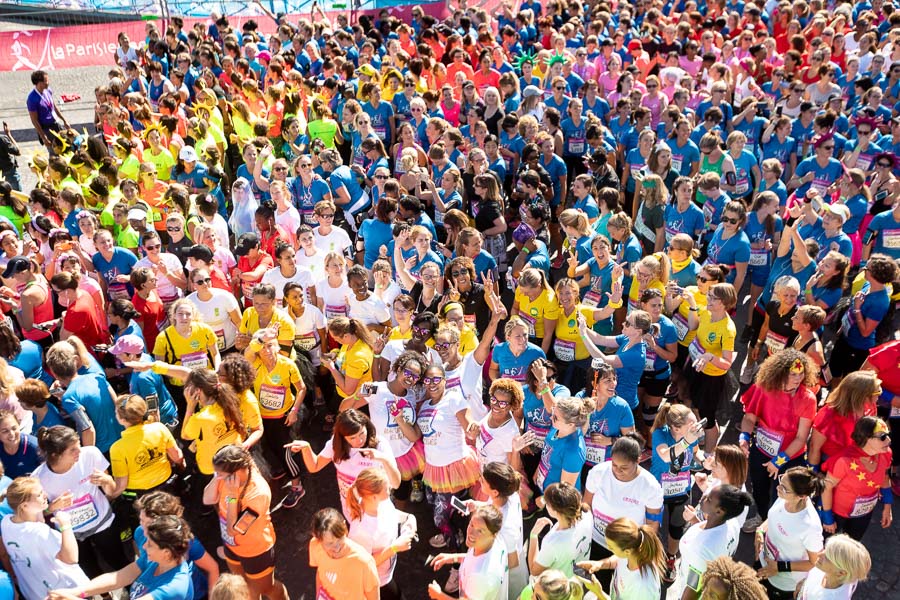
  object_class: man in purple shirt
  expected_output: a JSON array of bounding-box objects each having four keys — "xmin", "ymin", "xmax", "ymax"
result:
[{"xmin": 26, "ymin": 70, "xmax": 69, "ymax": 152}]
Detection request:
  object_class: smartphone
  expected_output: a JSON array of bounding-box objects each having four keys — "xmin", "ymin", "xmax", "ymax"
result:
[
  {"xmin": 233, "ymin": 507, "xmax": 260, "ymax": 535},
  {"xmin": 425, "ymin": 554, "xmax": 435, "ymax": 566},
  {"xmin": 360, "ymin": 382, "xmax": 376, "ymax": 396},
  {"xmin": 388, "ymin": 401, "xmax": 401, "ymax": 418},
  {"xmin": 450, "ymin": 496, "xmax": 469, "ymax": 515},
  {"xmin": 756, "ymin": 102, "xmax": 767, "ymax": 111},
  {"xmin": 775, "ymin": 105, "xmax": 783, "ymax": 116},
  {"xmin": 145, "ymin": 394, "xmax": 160, "ymax": 423},
  {"xmin": 696, "ymin": 417, "xmax": 708, "ymax": 429},
  {"xmin": 725, "ymin": 171, "xmax": 736, "ymax": 186},
  {"xmin": 573, "ymin": 565, "xmax": 591, "ymax": 579}
]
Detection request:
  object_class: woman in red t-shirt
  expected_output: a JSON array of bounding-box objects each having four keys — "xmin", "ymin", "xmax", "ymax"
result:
[
  {"xmin": 130, "ymin": 266, "xmax": 167, "ymax": 352},
  {"xmin": 808, "ymin": 371, "xmax": 879, "ymax": 471},
  {"xmin": 738, "ymin": 350, "xmax": 818, "ymax": 520},
  {"xmin": 822, "ymin": 416, "xmax": 893, "ymax": 541},
  {"xmin": 49, "ymin": 271, "xmax": 112, "ymax": 353}
]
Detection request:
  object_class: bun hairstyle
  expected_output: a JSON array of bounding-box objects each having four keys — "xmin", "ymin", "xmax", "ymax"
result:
[
  {"xmin": 543, "ymin": 482, "xmax": 589, "ymax": 526},
  {"xmin": 553, "ymin": 396, "xmax": 595, "ymax": 429},
  {"xmin": 482, "ymin": 461, "xmax": 523, "ymax": 499},
  {"xmin": 782, "ymin": 466, "xmax": 826, "ymax": 498},
  {"xmin": 610, "ymin": 433, "xmax": 646, "ymax": 463},
  {"xmin": 36, "ymin": 425, "xmax": 79, "ymax": 466},
  {"xmin": 115, "ymin": 394, "xmax": 148, "ymax": 426},
  {"xmin": 145, "ymin": 514, "xmax": 192, "ymax": 560},
  {"xmin": 715, "ymin": 484, "xmax": 754, "ymax": 521}
]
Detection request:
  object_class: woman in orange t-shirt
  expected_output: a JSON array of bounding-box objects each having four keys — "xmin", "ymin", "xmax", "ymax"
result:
[
  {"xmin": 308, "ymin": 507, "xmax": 380, "ymax": 600},
  {"xmin": 203, "ymin": 445, "xmax": 287, "ymax": 600}
]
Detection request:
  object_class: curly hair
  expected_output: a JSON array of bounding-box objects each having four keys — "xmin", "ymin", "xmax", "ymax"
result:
[
  {"xmin": 390, "ymin": 350, "xmax": 429, "ymax": 380},
  {"xmin": 754, "ymin": 349, "xmax": 817, "ymax": 392},
  {"xmin": 489, "ymin": 378, "xmax": 525, "ymax": 412},
  {"xmin": 217, "ymin": 354, "xmax": 255, "ymax": 394},
  {"xmin": 702, "ymin": 556, "xmax": 768, "ymax": 600}
]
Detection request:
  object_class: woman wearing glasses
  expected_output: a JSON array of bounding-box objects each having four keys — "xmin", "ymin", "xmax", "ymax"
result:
[
  {"xmin": 704, "ymin": 200, "xmax": 751, "ymax": 300},
  {"xmin": 475, "ymin": 378, "xmax": 525, "ymax": 474},
  {"xmin": 788, "ymin": 133, "xmax": 843, "ymax": 199},
  {"xmin": 287, "ymin": 156, "xmax": 333, "ymax": 227},
  {"xmin": 821, "ymin": 416, "xmax": 893, "ymax": 541}
]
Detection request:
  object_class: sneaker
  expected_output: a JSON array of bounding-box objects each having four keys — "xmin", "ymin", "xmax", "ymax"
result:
[
  {"xmin": 282, "ymin": 485, "xmax": 306, "ymax": 508},
  {"xmin": 410, "ymin": 479, "xmax": 425, "ymax": 503},
  {"xmin": 662, "ymin": 557, "xmax": 677, "ymax": 586},
  {"xmin": 429, "ymin": 533, "xmax": 449, "ymax": 548},
  {"xmin": 445, "ymin": 568, "xmax": 460, "ymax": 594},
  {"xmin": 741, "ymin": 514, "xmax": 763, "ymax": 534}
]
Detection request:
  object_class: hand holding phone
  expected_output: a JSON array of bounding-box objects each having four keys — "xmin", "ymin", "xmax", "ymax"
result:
[{"xmin": 450, "ymin": 495, "xmax": 470, "ymax": 515}]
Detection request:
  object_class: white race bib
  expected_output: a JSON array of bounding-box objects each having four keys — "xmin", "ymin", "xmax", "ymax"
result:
[
  {"xmin": 850, "ymin": 492, "xmax": 879, "ymax": 517},
  {"xmin": 755, "ymin": 425, "xmax": 784, "ymax": 458},
  {"xmin": 554, "ymin": 339, "xmax": 576, "ymax": 362},
  {"xmin": 259, "ymin": 384, "xmax": 287, "ymax": 411},
  {"xmin": 180, "ymin": 350, "xmax": 208, "ymax": 370},
  {"xmin": 661, "ymin": 470, "xmax": 692, "ymax": 497}
]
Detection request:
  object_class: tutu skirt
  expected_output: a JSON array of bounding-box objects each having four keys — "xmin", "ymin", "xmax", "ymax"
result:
[
  {"xmin": 396, "ymin": 439, "xmax": 426, "ymax": 481},
  {"xmin": 423, "ymin": 448, "xmax": 482, "ymax": 494}
]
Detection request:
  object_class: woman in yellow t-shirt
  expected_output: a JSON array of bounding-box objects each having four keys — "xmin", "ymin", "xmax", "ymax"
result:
[
  {"xmin": 324, "ymin": 317, "xmax": 375, "ymax": 401},
  {"xmin": 244, "ymin": 329, "xmax": 307, "ymax": 508},
  {"xmin": 217, "ymin": 353, "xmax": 264, "ymax": 450},
  {"xmin": 439, "ymin": 302, "xmax": 478, "ymax": 356},
  {"xmin": 152, "ymin": 299, "xmax": 221, "ymax": 387},
  {"xmin": 108, "ymin": 394, "xmax": 185, "ymax": 534},
  {"xmin": 387, "ymin": 294, "xmax": 416, "ymax": 341},
  {"xmin": 626, "ymin": 253, "xmax": 669, "ymax": 315},
  {"xmin": 512, "ymin": 267, "xmax": 559, "ymax": 356},
  {"xmin": 682, "ymin": 282, "xmax": 739, "ymax": 451},
  {"xmin": 552, "ymin": 277, "xmax": 622, "ymax": 390},
  {"xmin": 664, "ymin": 263, "xmax": 729, "ymax": 404},
  {"xmin": 181, "ymin": 369, "xmax": 246, "ymax": 476}
]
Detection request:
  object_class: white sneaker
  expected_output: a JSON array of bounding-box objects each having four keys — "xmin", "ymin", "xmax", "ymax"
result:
[
  {"xmin": 741, "ymin": 514, "xmax": 763, "ymax": 534},
  {"xmin": 445, "ymin": 568, "xmax": 460, "ymax": 594},
  {"xmin": 429, "ymin": 533, "xmax": 449, "ymax": 548}
]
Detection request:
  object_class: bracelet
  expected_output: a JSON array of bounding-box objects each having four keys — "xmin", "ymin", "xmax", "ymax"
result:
[
  {"xmin": 777, "ymin": 561, "xmax": 792, "ymax": 573},
  {"xmin": 804, "ymin": 288, "xmax": 813, "ymax": 295},
  {"xmin": 739, "ymin": 432, "xmax": 752, "ymax": 445},
  {"xmin": 771, "ymin": 451, "xmax": 790, "ymax": 468},
  {"xmin": 607, "ymin": 299, "xmax": 623, "ymax": 309},
  {"xmin": 688, "ymin": 307, "xmax": 699, "ymax": 312},
  {"xmin": 373, "ymin": 354, "xmax": 381, "ymax": 359},
  {"xmin": 58, "ymin": 525, "xmax": 72, "ymax": 532},
  {"xmin": 820, "ymin": 509, "xmax": 835, "ymax": 526},
  {"xmin": 225, "ymin": 497, "xmax": 237, "ymax": 505},
  {"xmin": 539, "ymin": 386, "xmax": 551, "ymax": 396},
  {"xmin": 882, "ymin": 487, "xmax": 894, "ymax": 505}
]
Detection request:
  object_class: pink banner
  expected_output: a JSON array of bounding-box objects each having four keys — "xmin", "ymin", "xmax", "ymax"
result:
[{"xmin": 0, "ymin": 3, "xmax": 450, "ymax": 72}]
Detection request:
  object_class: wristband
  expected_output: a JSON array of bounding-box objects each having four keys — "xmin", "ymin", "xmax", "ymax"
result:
[
  {"xmin": 882, "ymin": 487, "xmax": 894, "ymax": 505},
  {"xmin": 688, "ymin": 306, "xmax": 699, "ymax": 312},
  {"xmin": 373, "ymin": 354, "xmax": 381, "ymax": 359},
  {"xmin": 777, "ymin": 561, "xmax": 792, "ymax": 573},
  {"xmin": 225, "ymin": 497, "xmax": 237, "ymax": 505},
  {"xmin": 879, "ymin": 389, "xmax": 895, "ymax": 405},
  {"xmin": 808, "ymin": 462, "xmax": 820, "ymax": 473},
  {"xmin": 804, "ymin": 288, "xmax": 813, "ymax": 295},
  {"xmin": 539, "ymin": 386, "xmax": 551, "ymax": 396},
  {"xmin": 820, "ymin": 509, "xmax": 835, "ymax": 526},
  {"xmin": 771, "ymin": 451, "xmax": 790, "ymax": 468},
  {"xmin": 739, "ymin": 432, "xmax": 752, "ymax": 445},
  {"xmin": 151, "ymin": 362, "xmax": 169, "ymax": 375},
  {"xmin": 607, "ymin": 299, "xmax": 623, "ymax": 309},
  {"xmin": 645, "ymin": 510, "xmax": 663, "ymax": 523},
  {"xmin": 521, "ymin": 246, "xmax": 530, "ymax": 255},
  {"xmin": 58, "ymin": 525, "xmax": 72, "ymax": 532}
]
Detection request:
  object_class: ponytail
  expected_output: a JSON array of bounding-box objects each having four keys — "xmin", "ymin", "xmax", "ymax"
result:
[{"xmin": 605, "ymin": 518, "xmax": 666, "ymax": 580}]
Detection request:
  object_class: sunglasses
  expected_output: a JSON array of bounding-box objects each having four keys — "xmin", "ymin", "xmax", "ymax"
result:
[
  {"xmin": 423, "ymin": 376, "xmax": 444, "ymax": 385},
  {"xmin": 721, "ymin": 217, "xmax": 740, "ymax": 225},
  {"xmin": 404, "ymin": 82, "xmax": 416, "ymax": 87},
  {"xmin": 872, "ymin": 432, "xmax": 890, "ymax": 441},
  {"xmin": 555, "ymin": 86, "xmax": 566, "ymax": 90},
  {"xmin": 274, "ymin": 166, "xmax": 288, "ymax": 172},
  {"xmin": 433, "ymin": 341, "xmax": 453, "ymax": 350},
  {"xmin": 878, "ymin": 162, "xmax": 893, "ymax": 168},
  {"xmin": 697, "ymin": 275, "xmax": 711, "ymax": 283},
  {"xmin": 490, "ymin": 396, "xmax": 510, "ymax": 408},
  {"xmin": 374, "ymin": 175, "xmax": 388, "ymax": 180},
  {"xmin": 166, "ymin": 226, "xmax": 182, "ymax": 232},
  {"xmin": 451, "ymin": 270, "xmax": 468, "ymax": 278},
  {"xmin": 401, "ymin": 368, "xmax": 420, "ymax": 380},
  {"xmin": 820, "ymin": 145, "xmax": 835, "ymax": 150},
  {"xmin": 412, "ymin": 326, "xmax": 431, "ymax": 337},
  {"xmin": 318, "ymin": 213, "xmax": 335, "ymax": 219},
  {"xmin": 144, "ymin": 244, "xmax": 161, "ymax": 250},
  {"xmin": 194, "ymin": 277, "xmax": 211, "ymax": 285}
]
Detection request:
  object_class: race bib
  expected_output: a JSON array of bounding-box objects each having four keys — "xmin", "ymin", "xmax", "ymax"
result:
[
  {"xmin": 259, "ymin": 384, "xmax": 286, "ymax": 411},
  {"xmin": 688, "ymin": 338, "xmax": 705, "ymax": 362},
  {"xmin": 810, "ymin": 177, "xmax": 830, "ymax": 196},
  {"xmin": 317, "ymin": 586, "xmax": 337, "ymax": 600},
  {"xmin": 554, "ymin": 339, "xmax": 576, "ymax": 362},
  {"xmin": 840, "ymin": 309, "xmax": 853, "ymax": 337},
  {"xmin": 464, "ymin": 313, "xmax": 476, "ymax": 325},
  {"xmin": 180, "ymin": 351, "xmax": 208, "ymax": 370},
  {"xmin": 850, "ymin": 492, "xmax": 879, "ymax": 517},
  {"xmin": 755, "ymin": 425, "xmax": 784, "ymax": 458},
  {"xmin": 764, "ymin": 331, "xmax": 787, "ymax": 354},
  {"xmin": 644, "ymin": 350, "xmax": 658, "ymax": 371},
  {"xmin": 583, "ymin": 290, "xmax": 602, "ymax": 308},
  {"xmin": 62, "ymin": 494, "xmax": 99, "ymax": 532},
  {"xmin": 883, "ymin": 229, "xmax": 900, "ymax": 249},
  {"xmin": 734, "ymin": 176, "xmax": 750, "ymax": 196},
  {"xmin": 586, "ymin": 444, "xmax": 607, "ymax": 464},
  {"xmin": 219, "ymin": 514, "xmax": 235, "ymax": 546},
  {"xmin": 671, "ymin": 155, "xmax": 683, "ymax": 173},
  {"xmin": 520, "ymin": 312, "xmax": 537, "ymax": 336},
  {"xmin": 673, "ymin": 313, "xmax": 689, "ymax": 341},
  {"xmin": 295, "ymin": 333, "xmax": 318, "ymax": 352},
  {"xmin": 749, "ymin": 248, "xmax": 768, "ymax": 267},
  {"xmin": 214, "ymin": 329, "xmax": 226, "ymax": 351},
  {"xmin": 592, "ymin": 508, "xmax": 613, "ymax": 541},
  {"xmin": 661, "ymin": 470, "xmax": 692, "ymax": 497},
  {"xmin": 568, "ymin": 137, "xmax": 585, "ymax": 154},
  {"xmin": 325, "ymin": 304, "xmax": 348, "ymax": 319}
]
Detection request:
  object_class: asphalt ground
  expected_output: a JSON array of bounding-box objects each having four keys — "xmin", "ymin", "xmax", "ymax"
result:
[{"xmin": 0, "ymin": 40, "xmax": 898, "ymax": 598}]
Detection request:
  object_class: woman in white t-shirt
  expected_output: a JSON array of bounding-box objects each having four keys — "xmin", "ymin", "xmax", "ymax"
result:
[
  {"xmin": 583, "ymin": 435, "xmax": 664, "ymax": 571},
  {"xmin": 288, "ymin": 409, "xmax": 401, "ymax": 520},
  {"xmin": 312, "ymin": 199, "xmax": 353, "ymax": 255},
  {"xmin": 579, "ymin": 517, "xmax": 664, "ymax": 600},
  {"xmin": 411, "ymin": 363, "xmax": 482, "ymax": 550},
  {"xmin": 32, "ymin": 426, "xmax": 130, "ymax": 579},
  {"xmin": 684, "ymin": 444, "xmax": 750, "ymax": 530},
  {"xmin": 260, "ymin": 244, "xmax": 314, "ymax": 306},
  {"xmin": 0, "ymin": 476, "xmax": 89, "ymax": 600},
  {"xmin": 283, "ymin": 281, "xmax": 327, "ymax": 366},
  {"xmin": 294, "ymin": 224, "xmax": 327, "ymax": 284},
  {"xmin": 342, "ymin": 351, "xmax": 427, "ymax": 505},
  {"xmin": 186, "ymin": 267, "xmax": 242, "ymax": 351},
  {"xmin": 467, "ymin": 462, "xmax": 527, "ymax": 600},
  {"xmin": 668, "ymin": 484, "xmax": 752, "ymax": 600},
  {"xmin": 797, "ymin": 534, "xmax": 871, "ymax": 600},
  {"xmin": 756, "ymin": 466, "xmax": 826, "ymax": 599},
  {"xmin": 475, "ymin": 378, "xmax": 524, "ymax": 472},
  {"xmin": 528, "ymin": 482, "xmax": 593, "ymax": 579},
  {"xmin": 312, "ymin": 251, "xmax": 352, "ymax": 321},
  {"xmin": 347, "ymin": 468, "xmax": 418, "ymax": 600},
  {"xmin": 428, "ymin": 505, "xmax": 508, "ymax": 600},
  {"xmin": 374, "ymin": 311, "xmax": 441, "ymax": 380}
]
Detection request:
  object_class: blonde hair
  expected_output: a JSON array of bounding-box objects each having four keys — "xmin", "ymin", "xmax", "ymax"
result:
[
  {"xmin": 532, "ymin": 570, "xmax": 585, "ymax": 600},
  {"xmin": 635, "ymin": 253, "xmax": 669, "ymax": 286},
  {"xmin": 518, "ymin": 267, "xmax": 552, "ymax": 294},
  {"xmin": 554, "ymin": 396, "xmax": 595, "ymax": 428},
  {"xmin": 210, "ymin": 573, "xmax": 251, "ymax": 600},
  {"xmin": 826, "ymin": 371, "xmax": 881, "ymax": 418},
  {"xmin": 823, "ymin": 534, "xmax": 871, "ymax": 585},
  {"xmin": 346, "ymin": 467, "xmax": 388, "ymax": 522},
  {"xmin": 116, "ymin": 394, "xmax": 148, "ymax": 426},
  {"xmin": 558, "ymin": 208, "xmax": 592, "ymax": 237},
  {"xmin": 503, "ymin": 315, "xmax": 530, "ymax": 339},
  {"xmin": 3, "ymin": 476, "xmax": 43, "ymax": 513}
]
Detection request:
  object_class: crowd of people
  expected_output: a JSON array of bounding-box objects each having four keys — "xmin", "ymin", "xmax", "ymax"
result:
[{"xmin": 2, "ymin": 0, "xmax": 900, "ymax": 596}]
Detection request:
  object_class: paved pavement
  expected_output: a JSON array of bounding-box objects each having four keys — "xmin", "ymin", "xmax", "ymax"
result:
[{"xmin": 1, "ymin": 36, "xmax": 899, "ymax": 599}]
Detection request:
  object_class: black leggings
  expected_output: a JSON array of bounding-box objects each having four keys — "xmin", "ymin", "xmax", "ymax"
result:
[
  {"xmin": 77, "ymin": 523, "xmax": 132, "ymax": 579},
  {"xmin": 260, "ymin": 415, "xmax": 302, "ymax": 481},
  {"xmin": 380, "ymin": 578, "xmax": 404, "ymax": 600},
  {"xmin": 832, "ymin": 511, "xmax": 875, "ymax": 542},
  {"xmin": 665, "ymin": 495, "xmax": 689, "ymax": 541},
  {"xmin": 748, "ymin": 445, "xmax": 805, "ymax": 520}
]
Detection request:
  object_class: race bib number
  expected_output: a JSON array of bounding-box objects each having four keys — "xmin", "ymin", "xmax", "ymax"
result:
[
  {"xmin": 296, "ymin": 333, "xmax": 318, "ymax": 352},
  {"xmin": 810, "ymin": 177, "xmax": 830, "ymax": 196},
  {"xmin": 661, "ymin": 470, "xmax": 692, "ymax": 497},
  {"xmin": 850, "ymin": 492, "xmax": 879, "ymax": 517},
  {"xmin": 749, "ymin": 248, "xmax": 768, "ymax": 267},
  {"xmin": 583, "ymin": 290, "xmax": 602, "ymax": 308},
  {"xmin": 671, "ymin": 156, "xmax": 683, "ymax": 173},
  {"xmin": 764, "ymin": 331, "xmax": 787, "ymax": 354},
  {"xmin": 62, "ymin": 494, "xmax": 99, "ymax": 532},
  {"xmin": 520, "ymin": 313, "xmax": 537, "ymax": 336},
  {"xmin": 214, "ymin": 329, "xmax": 226, "ymax": 351},
  {"xmin": 554, "ymin": 339, "xmax": 576, "ymax": 362},
  {"xmin": 688, "ymin": 338, "xmax": 705, "ymax": 362},
  {"xmin": 673, "ymin": 313, "xmax": 689, "ymax": 341},
  {"xmin": 180, "ymin": 351, "xmax": 208, "ymax": 370},
  {"xmin": 883, "ymin": 229, "xmax": 900, "ymax": 249},
  {"xmin": 755, "ymin": 425, "xmax": 784, "ymax": 458},
  {"xmin": 259, "ymin": 384, "xmax": 286, "ymax": 410},
  {"xmin": 644, "ymin": 350, "xmax": 658, "ymax": 371},
  {"xmin": 568, "ymin": 138, "xmax": 585, "ymax": 154},
  {"xmin": 592, "ymin": 509, "xmax": 613, "ymax": 541},
  {"xmin": 586, "ymin": 444, "xmax": 607, "ymax": 464}
]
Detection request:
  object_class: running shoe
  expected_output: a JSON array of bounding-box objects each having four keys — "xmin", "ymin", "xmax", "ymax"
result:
[
  {"xmin": 445, "ymin": 568, "xmax": 460, "ymax": 594},
  {"xmin": 429, "ymin": 533, "xmax": 449, "ymax": 548},
  {"xmin": 282, "ymin": 485, "xmax": 306, "ymax": 508}
]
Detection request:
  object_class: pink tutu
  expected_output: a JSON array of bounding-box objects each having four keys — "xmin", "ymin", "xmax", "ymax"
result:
[
  {"xmin": 396, "ymin": 439, "xmax": 426, "ymax": 481},
  {"xmin": 423, "ymin": 448, "xmax": 482, "ymax": 494}
]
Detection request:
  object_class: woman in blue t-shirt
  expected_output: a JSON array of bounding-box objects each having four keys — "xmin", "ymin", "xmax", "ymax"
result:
[
  {"xmin": 579, "ymin": 362, "xmax": 636, "ymax": 483},
  {"xmin": 534, "ymin": 395, "xmax": 592, "ymax": 493},
  {"xmin": 788, "ymin": 133, "xmax": 843, "ymax": 199},
  {"xmin": 580, "ymin": 309, "xmax": 652, "ymax": 412},
  {"xmin": 705, "ymin": 200, "xmax": 751, "ymax": 297},
  {"xmin": 489, "ymin": 316, "xmax": 547, "ymax": 384},
  {"xmin": 744, "ymin": 191, "xmax": 784, "ymax": 318}
]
